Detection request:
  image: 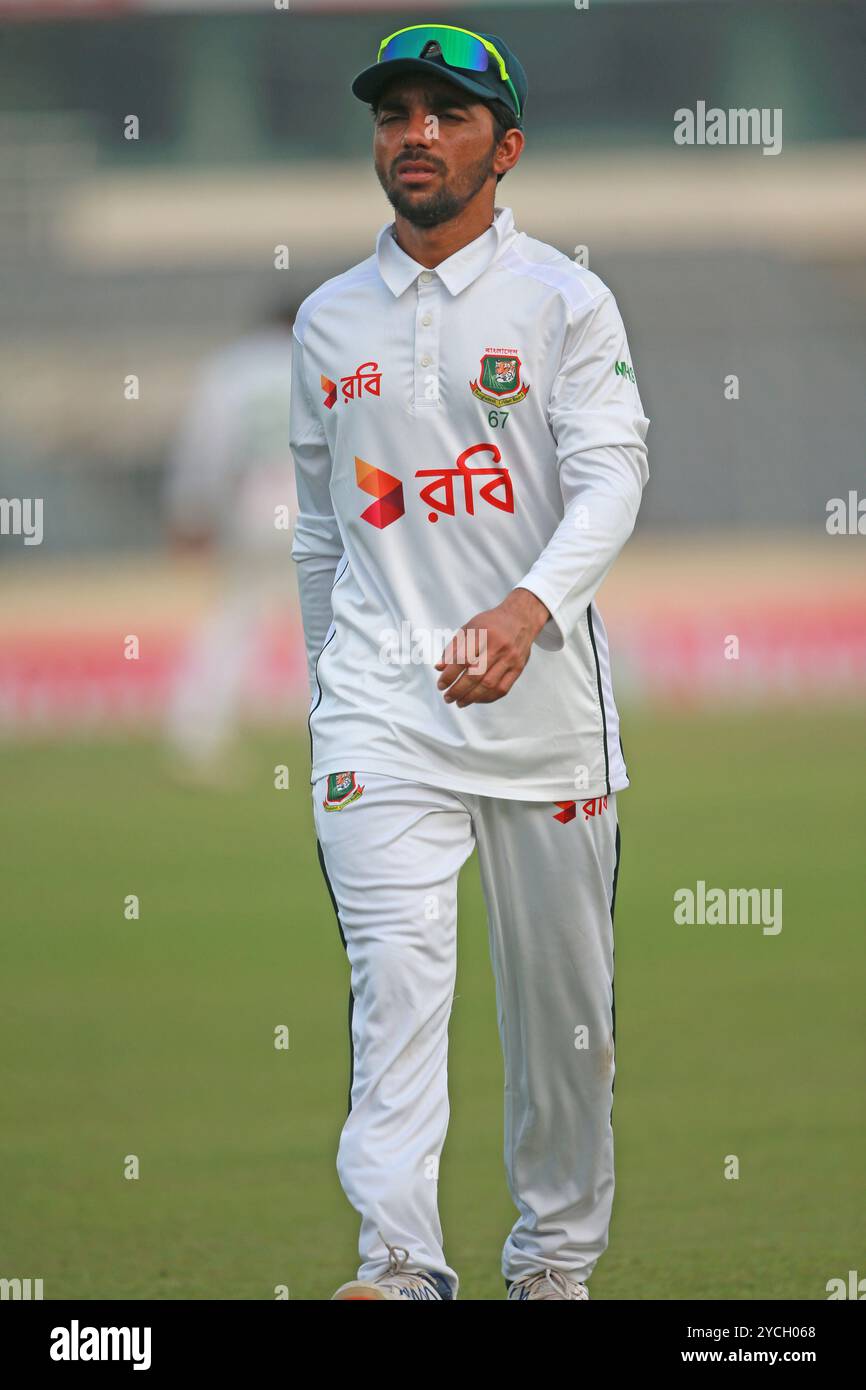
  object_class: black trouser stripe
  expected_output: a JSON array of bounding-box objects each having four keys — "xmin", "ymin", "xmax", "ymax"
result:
[
  {"xmin": 305, "ymin": 556, "xmax": 349, "ymax": 766},
  {"xmin": 316, "ymin": 837, "xmax": 354, "ymax": 1117},
  {"xmin": 586, "ymin": 605, "xmax": 611, "ymax": 796},
  {"xmin": 307, "ymin": 627, "xmax": 336, "ymax": 767},
  {"xmin": 610, "ymin": 820, "xmax": 621, "ymax": 1109}
]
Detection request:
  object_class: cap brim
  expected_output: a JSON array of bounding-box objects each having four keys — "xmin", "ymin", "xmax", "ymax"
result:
[{"xmin": 351, "ymin": 58, "xmax": 511, "ymax": 114}]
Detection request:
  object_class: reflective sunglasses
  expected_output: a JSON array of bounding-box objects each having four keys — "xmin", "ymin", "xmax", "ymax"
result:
[{"xmin": 376, "ymin": 24, "xmax": 522, "ymax": 122}]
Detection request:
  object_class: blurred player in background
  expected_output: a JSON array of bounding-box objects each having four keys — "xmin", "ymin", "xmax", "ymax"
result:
[{"xmin": 162, "ymin": 303, "xmax": 299, "ymax": 784}]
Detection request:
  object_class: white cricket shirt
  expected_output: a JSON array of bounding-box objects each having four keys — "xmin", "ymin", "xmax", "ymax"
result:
[{"xmin": 290, "ymin": 205, "xmax": 650, "ymax": 801}]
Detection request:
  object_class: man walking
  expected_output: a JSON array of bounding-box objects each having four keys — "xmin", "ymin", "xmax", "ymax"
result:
[{"xmin": 289, "ymin": 23, "xmax": 650, "ymax": 1300}]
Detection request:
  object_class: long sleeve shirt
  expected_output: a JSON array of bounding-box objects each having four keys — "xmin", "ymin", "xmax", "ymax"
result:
[{"xmin": 289, "ymin": 204, "xmax": 650, "ymax": 801}]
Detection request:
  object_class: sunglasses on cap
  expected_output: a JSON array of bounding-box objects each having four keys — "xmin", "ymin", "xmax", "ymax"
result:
[{"xmin": 376, "ymin": 24, "xmax": 522, "ymax": 122}]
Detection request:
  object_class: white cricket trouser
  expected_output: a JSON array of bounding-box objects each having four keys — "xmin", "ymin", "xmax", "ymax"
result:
[{"xmin": 312, "ymin": 770, "xmax": 621, "ymax": 1300}]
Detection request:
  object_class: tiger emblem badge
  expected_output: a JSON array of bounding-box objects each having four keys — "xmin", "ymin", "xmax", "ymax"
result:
[
  {"xmin": 322, "ymin": 771, "xmax": 365, "ymax": 811},
  {"xmin": 470, "ymin": 348, "xmax": 530, "ymax": 407}
]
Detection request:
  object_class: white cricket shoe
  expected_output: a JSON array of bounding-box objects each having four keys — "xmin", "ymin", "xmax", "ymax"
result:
[
  {"xmin": 506, "ymin": 1269, "xmax": 590, "ymax": 1300},
  {"xmin": 332, "ymin": 1235, "xmax": 454, "ymax": 1300}
]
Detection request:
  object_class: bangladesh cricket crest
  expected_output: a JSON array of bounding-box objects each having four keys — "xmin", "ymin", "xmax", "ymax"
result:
[
  {"xmin": 470, "ymin": 348, "xmax": 530, "ymax": 407},
  {"xmin": 322, "ymin": 771, "xmax": 365, "ymax": 811}
]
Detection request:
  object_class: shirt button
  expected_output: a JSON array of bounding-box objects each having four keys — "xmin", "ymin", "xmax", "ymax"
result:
[
  {"xmin": 420, "ymin": 271, "xmax": 433, "ymax": 283},
  {"xmin": 421, "ymin": 313, "xmax": 432, "ymax": 327},
  {"xmin": 420, "ymin": 355, "xmax": 432, "ymax": 367}
]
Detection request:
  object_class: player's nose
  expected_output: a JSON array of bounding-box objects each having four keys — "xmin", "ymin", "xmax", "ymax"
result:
[{"xmin": 400, "ymin": 107, "xmax": 437, "ymax": 147}]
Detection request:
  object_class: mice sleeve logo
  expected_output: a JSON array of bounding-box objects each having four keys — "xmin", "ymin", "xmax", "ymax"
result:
[
  {"xmin": 470, "ymin": 348, "xmax": 530, "ymax": 406},
  {"xmin": 323, "ymin": 771, "xmax": 365, "ymax": 811}
]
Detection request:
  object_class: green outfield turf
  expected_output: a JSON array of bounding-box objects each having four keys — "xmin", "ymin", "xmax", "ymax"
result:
[{"xmin": 1, "ymin": 707, "xmax": 864, "ymax": 1301}]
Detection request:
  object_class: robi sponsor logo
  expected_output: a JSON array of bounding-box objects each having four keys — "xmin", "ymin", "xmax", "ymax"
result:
[
  {"xmin": 356, "ymin": 443, "xmax": 515, "ymax": 529},
  {"xmin": 356, "ymin": 457, "xmax": 405, "ymax": 528},
  {"xmin": 321, "ymin": 360, "xmax": 383, "ymax": 409}
]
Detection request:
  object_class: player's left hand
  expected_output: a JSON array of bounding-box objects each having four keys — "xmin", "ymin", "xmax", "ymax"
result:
[{"xmin": 434, "ymin": 588, "xmax": 551, "ymax": 707}]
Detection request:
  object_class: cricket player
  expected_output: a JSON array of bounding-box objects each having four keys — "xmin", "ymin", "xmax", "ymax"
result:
[
  {"xmin": 163, "ymin": 306, "xmax": 299, "ymax": 783},
  {"xmin": 289, "ymin": 24, "xmax": 650, "ymax": 1300}
]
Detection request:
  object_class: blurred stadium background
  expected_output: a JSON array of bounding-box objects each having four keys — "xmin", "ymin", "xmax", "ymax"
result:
[{"xmin": 1, "ymin": 0, "xmax": 864, "ymax": 1300}]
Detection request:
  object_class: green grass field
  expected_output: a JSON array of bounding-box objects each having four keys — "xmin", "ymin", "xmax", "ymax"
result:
[{"xmin": 1, "ymin": 707, "xmax": 864, "ymax": 1300}]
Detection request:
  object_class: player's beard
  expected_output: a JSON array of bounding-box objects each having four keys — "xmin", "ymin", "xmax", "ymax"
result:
[{"xmin": 377, "ymin": 138, "xmax": 497, "ymax": 228}]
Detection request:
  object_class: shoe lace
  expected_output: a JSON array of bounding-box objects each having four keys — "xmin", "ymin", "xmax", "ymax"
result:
[
  {"xmin": 518, "ymin": 1268, "xmax": 589, "ymax": 1299},
  {"xmin": 375, "ymin": 1230, "xmax": 440, "ymax": 1295}
]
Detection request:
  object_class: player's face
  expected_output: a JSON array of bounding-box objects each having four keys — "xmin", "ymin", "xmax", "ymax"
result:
[{"xmin": 372, "ymin": 76, "xmax": 503, "ymax": 228}]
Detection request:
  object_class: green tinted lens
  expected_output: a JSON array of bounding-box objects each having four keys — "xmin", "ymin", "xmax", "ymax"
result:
[
  {"xmin": 380, "ymin": 27, "xmax": 491, "ymax": 73},
  {"xmin": 377, "ymin": 26, "xmax": 520, "ymax": 121}
]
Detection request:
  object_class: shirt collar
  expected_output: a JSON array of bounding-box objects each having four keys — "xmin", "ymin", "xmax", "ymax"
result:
[{"xmin": 376, "ymin": 205, "xmax": 516, "ymax": 298}]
